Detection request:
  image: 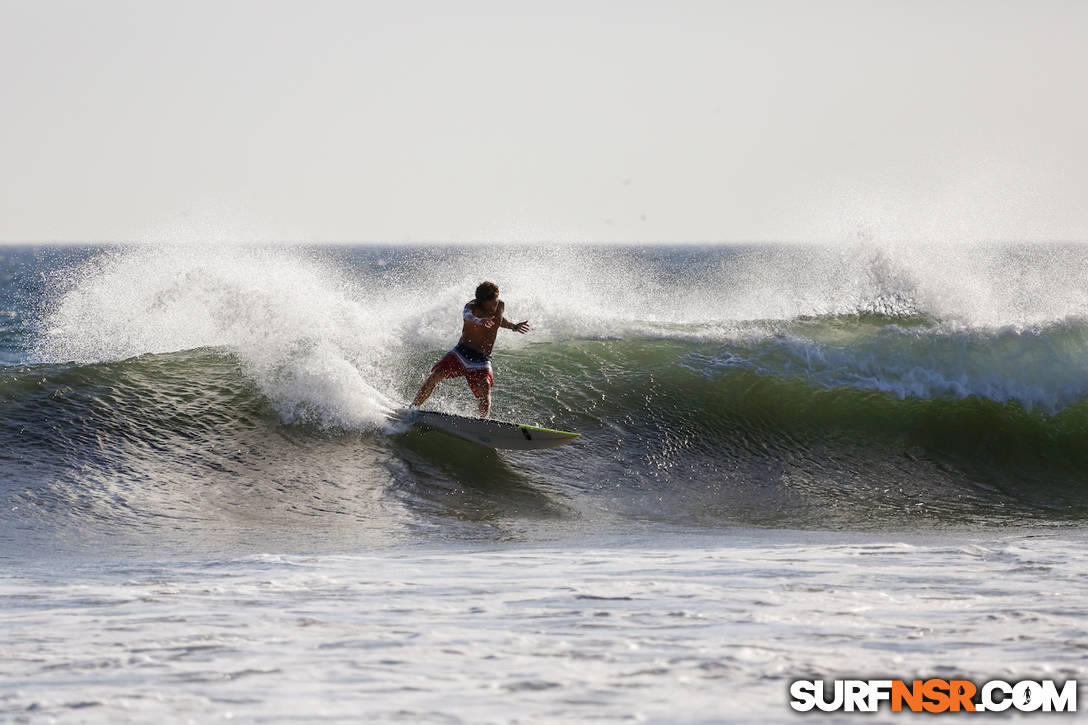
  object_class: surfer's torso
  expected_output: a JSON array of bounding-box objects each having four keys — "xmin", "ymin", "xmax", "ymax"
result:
[{"xmin": 459, "ymin": 299, "xmax": 504, "ymax": 356}]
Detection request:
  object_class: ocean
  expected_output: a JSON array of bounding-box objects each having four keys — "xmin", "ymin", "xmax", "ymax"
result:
[{"xmin": 2, "ymin": 243, "xmax": 1086, "ymax": 722}]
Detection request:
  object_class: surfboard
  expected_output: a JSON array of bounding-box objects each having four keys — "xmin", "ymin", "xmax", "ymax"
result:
[{"xmin": 398, "ymin": 409, "xmax": 579, "ymax": 450}]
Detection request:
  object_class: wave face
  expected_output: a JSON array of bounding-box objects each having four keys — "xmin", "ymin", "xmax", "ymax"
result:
[{"xmin": 4, "ymin": 243, "xmax": 1088, "ymax": 552}]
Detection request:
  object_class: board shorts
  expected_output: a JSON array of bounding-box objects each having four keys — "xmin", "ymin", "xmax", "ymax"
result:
[{"xmin": 431, "ymin": 343, "xmax": 494, "ymax": 398}]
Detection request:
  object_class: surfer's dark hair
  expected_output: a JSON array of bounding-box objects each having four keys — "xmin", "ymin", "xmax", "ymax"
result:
[{"xmin": 475, "ymin": 281, "xmax": 499, "ymax": 302}]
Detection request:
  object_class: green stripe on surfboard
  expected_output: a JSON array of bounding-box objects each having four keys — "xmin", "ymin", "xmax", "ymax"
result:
[{"xmin": 518, "ymin": 424, "xmax": 579, "ymax": 436}]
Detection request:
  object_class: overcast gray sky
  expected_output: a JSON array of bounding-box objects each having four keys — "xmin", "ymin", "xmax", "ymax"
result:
[{"xmin": 1, "ymin": 0, "xmax": 1085, "ymax": 244}]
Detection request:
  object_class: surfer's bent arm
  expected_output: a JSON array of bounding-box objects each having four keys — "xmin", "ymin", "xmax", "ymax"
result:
[{"xmin": 463, "ymin": 302, "xmax": 495, "ymax": 328}]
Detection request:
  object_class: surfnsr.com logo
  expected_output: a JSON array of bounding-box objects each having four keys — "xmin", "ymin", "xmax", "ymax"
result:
[{"xmin": 790, "ymin": 679, "xmax": 1078, "ymax": 713}]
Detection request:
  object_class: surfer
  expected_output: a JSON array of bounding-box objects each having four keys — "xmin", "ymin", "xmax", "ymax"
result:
[{"xmin": 411, "ymin": 281, "xmax": 531, "ymax": 417}]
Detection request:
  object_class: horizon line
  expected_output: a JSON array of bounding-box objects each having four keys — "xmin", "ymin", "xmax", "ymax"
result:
[{"xmin": 3, "ymin": 238, "xmax": 1088, "ymax": 247}]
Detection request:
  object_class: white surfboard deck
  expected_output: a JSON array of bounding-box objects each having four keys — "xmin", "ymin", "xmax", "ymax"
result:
[{"xmin": 398, "ymin": 409, "xmax": 579, "ymax": 450}]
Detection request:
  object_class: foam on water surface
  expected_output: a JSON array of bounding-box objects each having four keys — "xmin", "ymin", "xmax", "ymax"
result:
[{"xmin": 2, "ymin": 531, "xmax": 1085, "ymax": 723}]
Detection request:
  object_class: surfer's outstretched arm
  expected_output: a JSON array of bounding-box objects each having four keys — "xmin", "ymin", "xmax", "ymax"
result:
[{"xmin": 500, "ymin": 318, "xmax": 531, "ymax": 333}]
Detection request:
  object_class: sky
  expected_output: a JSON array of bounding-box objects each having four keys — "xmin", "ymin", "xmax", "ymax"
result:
[{"xmin": 1, "ymin": 0, "xmax": 1086, "ymax": 244}]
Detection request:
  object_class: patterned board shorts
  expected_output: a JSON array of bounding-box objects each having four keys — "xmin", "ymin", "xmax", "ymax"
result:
[{"xmin": 431, "ymin": 343, "xmax": 494, "ymax": 398}]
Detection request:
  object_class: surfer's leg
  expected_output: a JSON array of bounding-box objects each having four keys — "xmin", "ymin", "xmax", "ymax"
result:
[
  {"xmin": 466, "ymin": 368, "xmax": 493, "ymax": 418},
  {"xmin": 477, "ymin": 383, "xmax": 491, "ymax": 418},
  {"xmin": 412, "ymin": 370, "xmax": 445, "ymax": 407}
]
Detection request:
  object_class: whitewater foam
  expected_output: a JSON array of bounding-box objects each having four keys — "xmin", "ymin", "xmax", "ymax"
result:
[{"xmin": 36, "ymin": 245, "xmax": 399, "ymax": 429}]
